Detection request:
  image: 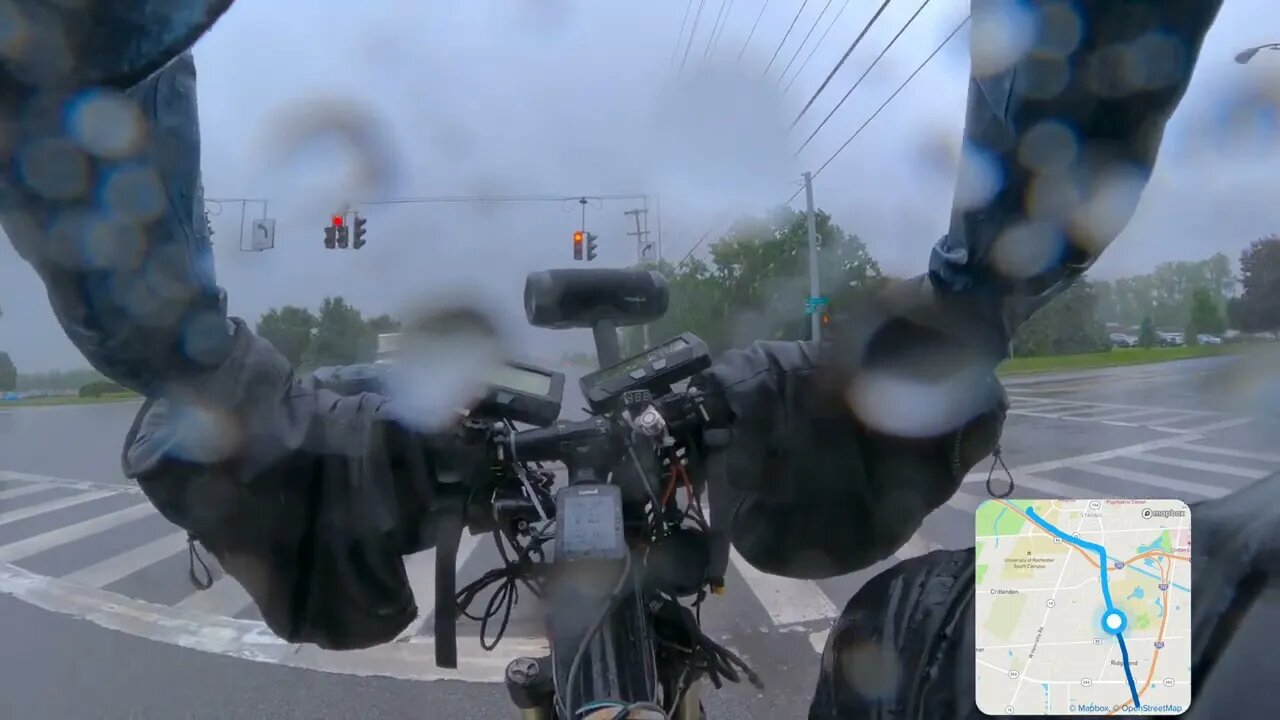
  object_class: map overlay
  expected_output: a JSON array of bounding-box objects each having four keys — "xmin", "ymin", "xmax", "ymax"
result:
[{"xmin": 975, "ymin": 498, "xmax": 1191, "ymax": 715}]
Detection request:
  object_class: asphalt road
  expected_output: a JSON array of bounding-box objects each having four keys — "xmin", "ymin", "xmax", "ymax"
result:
[{"xmin": 1, "ymin": 355, "xmax": 1277, "ymax": 719}]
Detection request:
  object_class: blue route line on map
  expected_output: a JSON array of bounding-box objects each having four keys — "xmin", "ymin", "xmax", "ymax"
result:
[{"xmin": 1026, "ymin": 507, "xmax": 1142, "ymax": 710}]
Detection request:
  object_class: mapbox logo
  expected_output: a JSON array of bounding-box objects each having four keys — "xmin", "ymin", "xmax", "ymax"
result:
[{"xmin": 974, "ymin": 498, "xmax": 1192, "ymax": 716}]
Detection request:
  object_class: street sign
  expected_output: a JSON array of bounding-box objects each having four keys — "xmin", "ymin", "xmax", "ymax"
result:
[
  {"xmin": 804, "ymin": 296, "xmax": 829, "ymax": 314},
  {"xmin": 250, "ymin": 218, "xmax": 276, "ymax": 251},
  {"xmin": 638, "ymin": 240, "xmax": 657, "ymax": 263}
]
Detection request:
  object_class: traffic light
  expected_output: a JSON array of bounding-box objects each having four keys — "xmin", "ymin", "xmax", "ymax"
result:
[
  {"xmin": 586, "ymin": 232, "xmax": 598, "ymax": 262},
  {"xmin": 336, "ymin": 224, "xmax": 349, "ymax": 249},
  {"xmin": 573, "ymin": 230, "xmax": 584, "ymax": 260},
  {"xmin": 324, "ymin": 226, "xmax": 337, "ymax": 249},
  {"xmin": 352, "ymin": 214, "xmax": 367, "ymax": 250}
]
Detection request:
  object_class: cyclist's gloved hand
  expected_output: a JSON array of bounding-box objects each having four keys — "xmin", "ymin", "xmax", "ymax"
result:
[{"xmin": 693, "ymin": 277, "xmax": 1009, "ymax": 580}]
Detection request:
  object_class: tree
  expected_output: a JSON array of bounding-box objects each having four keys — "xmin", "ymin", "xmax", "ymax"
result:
[
  {"xmin": 1138, "ymin": 316, "xmax": 1158, "ymax": 348},
  {"xmin": 304, "ymin": 296, "xmax": 375, "ymax": 367},
  {"xmin": 629, "ymin": 206, "xmax": 883, "ymax": 354},
  {"xmin": 256, "ymin": 306, "xmax": 316, "ymax": 367},
  {"xmin": 0, "ymin": 351, "xmax": 15, "ymax": 392},
  {"xmin": 366, "ymin": 314, "xmax": 402, "ymax": 334},
  {"xmin": 1011, "ymin": 279, "xmax": 1110, "ymax": 357},
  {"xmin": 1233, "ymin": 236, "xmax": 1280, "ymax": 332},
  {"xmin": 1187, "ymin": 287, "xmax": 1225, "ymax": 337}
]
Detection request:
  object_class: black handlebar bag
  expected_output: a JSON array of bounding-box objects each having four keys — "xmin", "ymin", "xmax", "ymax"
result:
[{"xmin": 123, "ymin": 390, "xmax": 424, "ymax": 651}]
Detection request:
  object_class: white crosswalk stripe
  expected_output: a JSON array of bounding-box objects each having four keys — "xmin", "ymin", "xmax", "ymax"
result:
[{"xmin": 0, "ymin": 429, "xmax": 1275, "ymax": 678}]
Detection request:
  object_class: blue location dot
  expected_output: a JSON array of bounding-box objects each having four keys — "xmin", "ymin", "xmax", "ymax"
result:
[{"xmin": 1102, "ymin": 609, "xmax": 1127, "ymax": 635}]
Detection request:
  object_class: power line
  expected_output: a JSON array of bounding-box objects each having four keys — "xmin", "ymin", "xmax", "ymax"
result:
[
  {"xmin": 737, "ymin": 0, "xmax": 771, "ymax": 61},
  {"xmin": 702, "ymin": 0, "xmax": 732, "ymax": 61},
  {"xmin": 776, "ymin": 0, "xmax": 836, "ymax": 86},
  {"xmin": 787, "ymin": 14, "xmax": 969, "ymax": 203},
  {"xmin": 709, "ymin": 0, "xmax": 738, "ymax": 58},
  {"xmin": 790, "ymin": 0, "xmax": 893, "ymax": 129},
  {"xmin": 671, "ymin": 0, "xmax": 696, "ymax": 66},
  {"xmin": 679, "ymin": 0, "xmax": 709, "ymax": 71},
  {"xmin": 357, "ymin": 193, "xmax": 649, "ymax": 206},
  {"xmin": 795, "ymin": 0, "xmax": 933, "ymax": 156},
  {"xmin": 761, "ymin": 0, "xmax": 811, "ymax": 78},
  {"xmin": 783, "ymin": 0, "xmax": 852, "ymax": 93}
]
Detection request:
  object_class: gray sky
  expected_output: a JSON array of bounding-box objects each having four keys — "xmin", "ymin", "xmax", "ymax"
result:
[{"xmin": 3, "ymin": 0, "xmax": 1280, "ymax": 370}]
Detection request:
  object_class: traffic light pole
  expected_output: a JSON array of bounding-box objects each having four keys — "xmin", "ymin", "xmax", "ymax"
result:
[{"xmin": 804, "ymin": 172, "xmax": 821, "ymax": 344}]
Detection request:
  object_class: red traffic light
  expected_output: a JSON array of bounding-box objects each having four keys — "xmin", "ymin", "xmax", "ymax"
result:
[{"xmin": 331, "ymin": 214, "xmax": 344, "ymax": 227}]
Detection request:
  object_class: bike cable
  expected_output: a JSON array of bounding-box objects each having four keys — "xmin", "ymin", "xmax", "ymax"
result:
[
  {"xmin": 455, "ymin": 526, "xmax": 551, "ymax": 651},
  {"xmin": 562, "ymin": 551, "xmax": 638, "ymax": 719}
]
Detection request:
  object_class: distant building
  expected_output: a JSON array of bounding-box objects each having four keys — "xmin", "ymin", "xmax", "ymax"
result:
[{"xmin": 375, "ymin": 333, "xmax": 402, "ymax": 364}]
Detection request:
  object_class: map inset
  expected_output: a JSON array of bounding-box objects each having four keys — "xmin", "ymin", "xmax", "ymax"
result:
[{"xmin": 974, "ymin": 498, "xmax": 1191, "ymax": 716}]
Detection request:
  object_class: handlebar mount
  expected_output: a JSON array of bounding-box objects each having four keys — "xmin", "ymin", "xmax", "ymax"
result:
[{"xmin": 432, "ymin": 333, "xmax": 757, "ymax": 719}]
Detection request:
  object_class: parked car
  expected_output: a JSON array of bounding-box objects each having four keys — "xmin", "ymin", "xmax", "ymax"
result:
[
  {"xmin": 1109, "ymin": 333, "xmax": 1136, "ymax": 348},
  {"xmin": 1197, "ymin": 334, "xmax": 1223, "ymax": 345},
  {"xmin": 1158, "ymin": 332, "xmax": 1185, "ymax": 347}
]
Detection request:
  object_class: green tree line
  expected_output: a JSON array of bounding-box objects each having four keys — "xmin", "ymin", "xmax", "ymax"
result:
[
  {"xmin": 635, "ymin": 214, "xmax": 1280, "ymax": 359},
  {"xmin": 255, "ymin": 297, "xmax": 402, "ymax": 369}
]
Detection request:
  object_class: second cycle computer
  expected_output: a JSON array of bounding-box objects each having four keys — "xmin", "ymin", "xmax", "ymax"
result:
[
  {"xmin": 578, "ymin": 332, "xmax": 711, "ymax": 413},
  {"xmin": 473, "ymin": 360, "xmax": 565, "ymax": 427}
]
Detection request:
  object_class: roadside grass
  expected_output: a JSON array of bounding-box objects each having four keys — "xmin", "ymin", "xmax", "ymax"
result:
[
  {"xmin": 998, "ymin": 344, "xmax": 1240, "ymax": 376},
  {"xmin": 0, "ymin": 392, "xmax": 141, "ymax": 408}
]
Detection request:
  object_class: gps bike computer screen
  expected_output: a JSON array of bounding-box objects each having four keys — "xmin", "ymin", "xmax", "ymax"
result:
[
  {"xmin": 556, "ymin": 486, "xmax": 626, "ymax": 561},
  {"xmin": 488, "ymin": 363, "xmax": 554, "ymax": 396}
]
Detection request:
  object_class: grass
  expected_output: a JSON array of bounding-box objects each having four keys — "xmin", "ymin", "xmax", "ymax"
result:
[
  {"xmin": 0, "ymin": 392, "xmax": 141, "ymax": 408},
  {"xmin": 998, "ymin": 344, "xmax": 1240, "ymax": 376}
]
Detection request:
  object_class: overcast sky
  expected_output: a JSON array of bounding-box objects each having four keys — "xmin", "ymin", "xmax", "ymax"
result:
[{"xmin": 3, "ymin": 0, "xmax": 1280, "ymax": 370}]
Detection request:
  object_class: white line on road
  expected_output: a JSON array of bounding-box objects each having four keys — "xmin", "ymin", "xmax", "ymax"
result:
[
  {"xmin": 961, "ymin": 433, "xmax": 1206, "ymax": 486},
  {"xmin": 63, "ymin": 531, "xmax": 189, "ymax": 588},
  {"xmin": 1070, "ymin": 462, "xmax": 1231, "ymax": 500},
  {"xmin": 1149, "ymin": 417, "xmax": 1254, "ymax": 435},
  {"xmin": 1175, "ymin": 443, "xmax": 1280, "ymax": 464},
  {"xmin": 0, "ymin": 484, "xmax": 56, "ymax": 501},
  {"xmin": 175, "ymin": 574, "xmax": 254, "ymax": 617},
  {"xmin": 1126, "ymin": 452, "xmax": 1270, "ymax": 479},
  {"xmin": 0, "ymin": 489, "xmax": 119, "ymax": 527},
  {"xmin": 0, "ymin": 502, "xmax": 156, "ymax": 562},
  {"xmin": 728, "ymin": 548, "xmax": 839, "ymax": 626},
  {"xmin": 0, "ymin": 559, "xmax": 547, "ymax": 683},
  {"xmin": 0, "ymin": 470, "xmax": 142, "ymax": 495}
]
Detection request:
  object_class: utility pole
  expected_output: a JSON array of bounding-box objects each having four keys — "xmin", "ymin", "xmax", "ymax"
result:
[
  {"xmin": 803, "ymin": 171, "xmax": 822, "ymax": 344},
  {"xmin": 625, "ymin": 205, "xmax": 654, "ymax": 349}
]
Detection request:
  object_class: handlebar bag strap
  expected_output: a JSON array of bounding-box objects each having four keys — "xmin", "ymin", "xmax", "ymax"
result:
[{"xmin": 431, "ymin": 502, "xmax": 465, "ymax": 669}]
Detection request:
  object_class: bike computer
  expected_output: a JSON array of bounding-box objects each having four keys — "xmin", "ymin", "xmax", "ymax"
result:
[
  {"xmin": 555, "ymin": 484, "xmax": 627, "ymax": 562},
  {"xmin": 578, "ymin": 332, "xmax": 712, "ymax": 413},
  {"xmin": 473, "ymin": 360, "xmax": 565, "ymax": 427}
]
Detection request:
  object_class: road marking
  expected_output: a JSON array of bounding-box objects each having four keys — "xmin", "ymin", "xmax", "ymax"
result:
[
  {"xmin": 728, "ymin": 548, "xmax": 839, "ymax": 625},
  {"xmin": 962, "ymin": 433, "xmax": 1206, "ymax": 486},
  {"xmin": 63, "ymin": 531, "xmax": 189, "ymax": 588},
  {"xmin": 1150, "ymin": 417, "xmax": 1253, "ymax": 435},
  {"xmin": 809, "ymin": 629, "xmax": 830, "ymax": 654},
  {"xmin": 1126, "ymin": 452, "xmax": 1269, "ymax": 479},
  {"xmin": 0, "ymin": 470, "xmax": 142, "ymax": 495},
  {"xmin": 0, "ymin": 489, "xmax": 119, "ymax": 527},
  {"xmin": 0, "ymin": 502, "xmax": 156, "ymax": 562},
  {"xmin": 949, "ymin": 472, "xmax": 1114, "ymax": 513},
  {"xmin": 175, "ymin": 572, "xmax": 254, "ymax": 617},
  {"xmin": 397, "ymin": 532, "xmax": 483, "ymax": 640},
  {"xmin": 1070, "ymin": 462, "xmax": 1231, "ymax": 499},
  {"xmin": 0, "ymin": 559, "xmax": 548, "ymax": 683},
  {"xmin": 1175, "ymin": 443, "xmax": 1280, "ymax": 464},
  {"xmin": 0, "ymin": 484, "xmax": 57, "ymax": 501}
]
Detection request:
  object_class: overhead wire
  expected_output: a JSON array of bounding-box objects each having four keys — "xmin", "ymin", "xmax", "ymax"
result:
[
  {"xmin": 787, "ymin": 14, "xmax": 970, "ymax": 204},
  {"xmin": 737, "ymin": 0, "xmax": 771, "ymax": 61},
  {"xmin": 776, "ymin": 0, "xmax": 836, "ymax": 86},
  {"xmin": 761, "ymin": 0, "xmax": 811, "ymax": 78},
  {"xmin": 702, "ymin": 0, "xmax": 733, "ymax": 61},
  {"xmin": 790, "ymin": 0, "xmax": 894, "ymax": 128},
  {"xmin": 783, "ymin": 0, "xmax": 852, "ymax": 93},
  {"xmin": 794, "ymin": 0, "xmax": 934, "ymax": 155},
  {"xmin": 679, "ymin": 0, "xmax": 709, "ymax": 71},
  {"xmin": 671, "ymin": 0, "xmax": 696, "ymax": 66}
]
